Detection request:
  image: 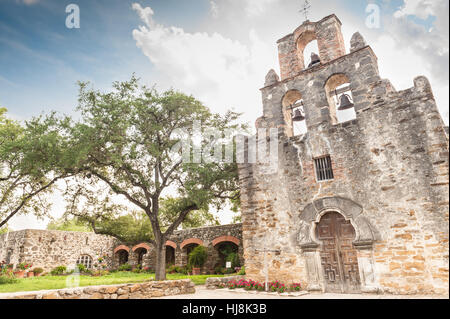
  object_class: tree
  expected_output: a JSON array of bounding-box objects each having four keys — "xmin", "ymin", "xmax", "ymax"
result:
[
  {"xmin": 60, "ymin": 197, "xmax": 219, "ymax": 244},
  {"xmin": 47, "ymin": 216, "xmax": 92, "ymax": 232},
  {"xmin": 0, "ymin": 225, "xmax": 10, "ymax": 235},
  {"xmin": 61, "ymin": 77, "xmax": 243, "ymax": 280},
  {"xmin": 0, "ymin": 108, "xmax": 73, "ymax": 228}
]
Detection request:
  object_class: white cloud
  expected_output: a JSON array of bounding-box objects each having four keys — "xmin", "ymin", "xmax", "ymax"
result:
[
  {"xmin": 131, "ymin": 3, "xmax": 155, "ymax": 29},
  {"xmin": 16, "ymin": 0, "xmax": 39, "ymax": 5},
  {"xmin": 382, "ymin": 0, "xmax": 449, "ymax": 123},
  {"xmin": 244, "ymin": 0, "xmax": 279, "ymax": 17},
  {"xmin": 131, "ymin": 0, "xmax": 448, "ymax": 128},
  {"xmin": 394, "ymin": 0, "xmax": 439, "ymax": 19},
  {"xmin": 132, "ymin": 3, "xmax": 277, "ymax": 126}
]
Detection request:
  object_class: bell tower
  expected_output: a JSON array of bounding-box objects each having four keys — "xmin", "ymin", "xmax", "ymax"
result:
[{"xmin": 277, "ymin": 14, "xmax": 346, "ymax": 80}]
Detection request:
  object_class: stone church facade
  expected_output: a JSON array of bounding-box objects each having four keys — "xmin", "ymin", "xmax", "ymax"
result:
[
  {"xmin": 238, "ymin": 15, "xmax": 449, "ymax": 295},
  {"xmin": 0, "ymin": 224, "xmax": 243, "ymax": 274}
]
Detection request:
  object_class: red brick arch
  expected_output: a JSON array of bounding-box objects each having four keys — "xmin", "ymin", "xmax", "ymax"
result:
[
  {"xmin": 166, "ymin": 240, "xmax": 177, "ymax": 249},
  {"xmin": 132, "ymin": 243, "xmax": 151, "ymax": 252},
  {"xmin": 113, "ymin": 245, "xmax": 130, "ymax": 254},
  {"xmin": 212, "ymin": 235, "xmax": 240, "ymax": 247},
  {"xmin": 180, "ymin": 238, "xmax": 204, "ymax": 250}
]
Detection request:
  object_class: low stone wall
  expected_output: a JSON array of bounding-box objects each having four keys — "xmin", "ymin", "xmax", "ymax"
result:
[
  {"xmin": 0, "ymin": 279, "xmax": 195, "ymax": 299},
  {"xmin": 205, "ymin": 275, "xmax": 245, "ymax": 290}
]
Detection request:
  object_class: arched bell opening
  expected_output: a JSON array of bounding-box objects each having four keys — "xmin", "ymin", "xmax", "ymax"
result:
[
  {"xmin": 314, "ymin": 211, "xmax": 361, "ymax": 294},
  {"xmin": 325, "ymin": 74, "xmax": 357, "ymax": 124},
  {"xmin": 296, "ymin": 30, "xmax": 321, "ymax": 70},
  {"xmin": 303, "ymin": 40, "xmax": 321, "ymax": 69},
  {"xmin": 282, "ymin": 90, "xmax": 307, "ymax": 137}
]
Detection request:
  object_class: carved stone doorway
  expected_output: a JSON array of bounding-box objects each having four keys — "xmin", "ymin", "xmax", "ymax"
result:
[{"xmin": 316, "ymin": 212, "xmax": 361, "ymax": 293}]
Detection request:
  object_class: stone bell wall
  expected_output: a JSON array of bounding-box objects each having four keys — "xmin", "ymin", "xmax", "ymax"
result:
[{"xmin": 238, "ymin": 14, "xmax": 449, "ymax": 295}]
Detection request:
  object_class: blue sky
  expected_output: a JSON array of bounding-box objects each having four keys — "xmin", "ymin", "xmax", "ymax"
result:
[
  {"xmin": 1, "ymin": 0, "xmax": 446, "ymax": 122},
  {"xmin": 1, "ymin": 0, "xmax": 448, "ymax": 230}
]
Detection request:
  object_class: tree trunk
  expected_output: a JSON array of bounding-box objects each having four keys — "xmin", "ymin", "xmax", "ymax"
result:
[{"xmin": 154, "ymin": 241, "xmax": 167, "ymax": 281}]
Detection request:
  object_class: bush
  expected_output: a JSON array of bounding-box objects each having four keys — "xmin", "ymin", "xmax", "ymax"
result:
[
  {"xmin": 166, "ymin": 265, "xmax": 184, "ymax": 274},
  {"xmin": 226, "ymin": 252, "xmax": 240, "ymax": 269},
  {"xmin": 188, "ymin": 246, "xmax": 208, "ymax": 268},
  {"xmin": 50, "ymin": 266, "xmax": 67, "ymax": 276},
  {"xmin": 33, "ymin": 267, "xmax": 44, "ymax": 274},
  {"xmin": 76, "ymin": 264, "xmax": 87, "ymax": 273},
  {"xmin": 118, "ymin": 263, "xmax": 132, "ymax": 271},
  {"xmin": 142, "ymin": 267, "xmax": 152, "ymax": 273},
  {"xmin": 214, "ymin": 265, "xmax": 223, "ymax": 275},
  {"xmin": 0, "ymin": 274, "xmax": 17, "ymax": 285},
  {"xmin": 289, "ymin": 283, "xmax": 301, "ymax": 292},
  {"xmin": 92, "ymin": 270, "xmax": 109, "ymax": 277},
  {"xmin": 16, "ymin": 263, "xmax": 32, "ymax": 271},
  {"xmin": 222, "ymin": 267, "xmax": 234, "ymax": 275},
  {"xmin": 181, "ymin": 264, "xmax": 192, "ymax": 275},
  {"xmin": 237, "ymin": 266, "xmax": 245, "ymax": 275}
]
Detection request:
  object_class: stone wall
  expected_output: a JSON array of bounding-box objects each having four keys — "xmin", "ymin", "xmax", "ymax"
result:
[
  {"xmin": 0, "ymin": 224, "xmax": 243, "ymax": 274},
  {"xmin": 116, "ymin": 223, "xmax": 244, "ymax": 274},
  {"xmin": 0, "ymin": 279, "xmax": 195, "ymax": 299},
  {"xmin": 238, "ymin": 14, "xmax": 449, "ymax": 295},
  {"xmin": 0, "ymin": 229, "xmax": 119, "ymax": 272},
  {"xmin": 205, "ymin": 275, "xmax": 245, "ymax": 290}
]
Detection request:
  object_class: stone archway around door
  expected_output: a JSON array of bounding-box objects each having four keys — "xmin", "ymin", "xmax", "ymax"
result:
[{"xmin": 297, "ymin": 197, "xmax": 380, "ymax": 294}]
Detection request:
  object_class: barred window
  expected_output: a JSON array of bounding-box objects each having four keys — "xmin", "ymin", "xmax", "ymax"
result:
[
  {"xmin": 76, "ymin": 255, "xmax": 93, "ymax": 269},
  {"xmin": 314, "ymin": 156, "xmax": 334, "ymax": 181}
]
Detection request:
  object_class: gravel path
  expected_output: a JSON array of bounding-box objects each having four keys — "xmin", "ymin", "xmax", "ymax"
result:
[{"xmin": 155, "ymin": 285, "xmax": 449, "ymax": 299}]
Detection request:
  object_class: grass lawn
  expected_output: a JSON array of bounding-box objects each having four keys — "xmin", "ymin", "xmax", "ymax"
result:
[{"xmin": 0, "ymin": 272, "xmax": 227, "ymax": 294}]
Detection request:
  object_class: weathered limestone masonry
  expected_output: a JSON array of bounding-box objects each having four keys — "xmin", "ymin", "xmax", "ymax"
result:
[
  {"xmin": 0, "ymin": 224, "xmax": 243, "ymax": 273},
  {"xmin": 0, "ymin": 279, "xmax": 195, "ymax": 299},
  {"xmin": 238, "ymin": 14, "xmax": 449, "ymax": 295},
  {"xmin": 0, "ymin": 229, "xmax": 119, "ymax": 271},
  {"xmin": 205, "ymin": 275, "xmax": 245, "ymax": 290}
]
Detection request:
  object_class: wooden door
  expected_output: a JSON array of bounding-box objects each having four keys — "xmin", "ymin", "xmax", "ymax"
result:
[{"xmin": 316, "ymin": 212, "xmax": 361, "ymax": 293}]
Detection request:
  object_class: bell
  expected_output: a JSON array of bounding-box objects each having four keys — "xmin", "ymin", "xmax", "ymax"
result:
[
  {"xmin": 308, "ymin": 53, "xmax": 321, "ymax": 68},
  {"xmin": 292, "ymin": 109, "xmax": 305, "ymax": 122},
  {"xmin": 337, "ymin": 94, "xmax": 354, "ymax": 111}
]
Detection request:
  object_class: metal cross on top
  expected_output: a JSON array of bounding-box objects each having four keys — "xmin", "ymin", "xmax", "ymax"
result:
[
  {"xmin": 255, "ymin": 237, "xmax": 281, "ymax": 292},
  {"xmin": 300, "ymin": 0, "xmax": 311, "ymax": 21}
]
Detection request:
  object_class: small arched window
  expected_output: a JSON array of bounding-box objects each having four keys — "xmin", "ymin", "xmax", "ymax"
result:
[{"xmin": 76, "ymin": 255, "xmax": 93, "ymax": 269}]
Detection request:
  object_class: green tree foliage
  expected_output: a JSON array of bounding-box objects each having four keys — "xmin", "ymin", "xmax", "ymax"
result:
[
  {"xmin": 58, "ymin": 76, "xmax": 244, "ymax": 280},
  {"xmin": 57, "ymin": 198, "xmax": 220, "ymax": 244},
  {"xmin": 0, "ymin": 108, "xmax": 73, "ymax": 227},
  {"xmin": 0, "ymin": 226, "xmax": 10, "ymax": 235},
  {"xmin": 188, "ymin": 245, "xmax": 208, "ymax": 268},
  {"xmin": 46, "ymin": 217, "xmax": 92, "ymax": 232}
]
